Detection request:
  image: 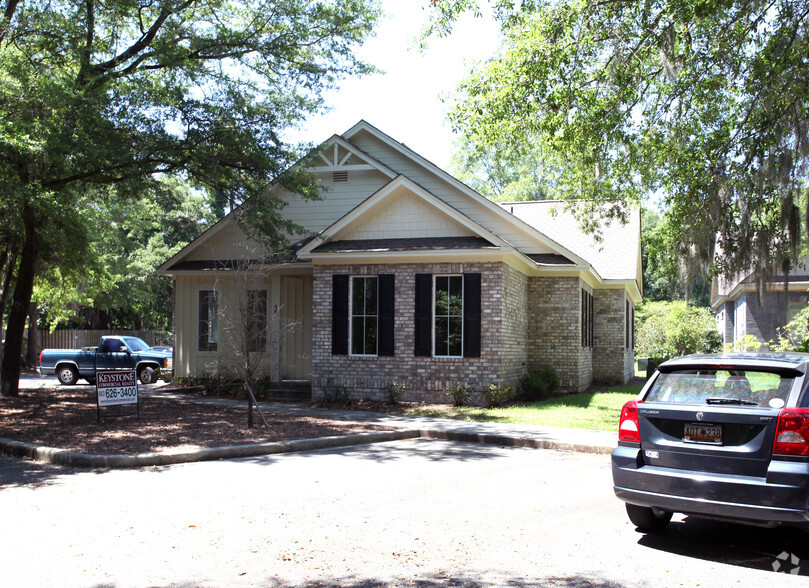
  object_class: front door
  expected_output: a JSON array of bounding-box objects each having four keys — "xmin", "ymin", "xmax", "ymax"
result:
[{"xmin": 280, "ymin": 275, "xmax": 312, "ymax": 380}]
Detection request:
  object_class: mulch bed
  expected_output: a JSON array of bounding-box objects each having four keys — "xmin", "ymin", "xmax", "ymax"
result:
[{"xmin": 0, "ymin": 387, "xmax": 393, "ymax": 456}]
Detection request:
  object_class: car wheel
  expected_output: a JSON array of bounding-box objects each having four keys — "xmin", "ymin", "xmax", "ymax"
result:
[
  {"xmin": 57, "ymin": 365, "xmax": 79, "ymax": 386},
  {"xmin": 139, "ymin": 366, "xmax": 156, "ymax": 385},
  {"xmin": 626, "ymin": 503, "xmax": 672, "ymax": 532}
]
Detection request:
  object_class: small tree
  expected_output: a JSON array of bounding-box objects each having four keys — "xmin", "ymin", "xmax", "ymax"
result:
[
  {"xmin": 205, "ymin": 241, "xmax": 298, "ymax": 427},
  {"xmin": 635, "ymin": 301, "xmax": 721, "ymax": 361}
]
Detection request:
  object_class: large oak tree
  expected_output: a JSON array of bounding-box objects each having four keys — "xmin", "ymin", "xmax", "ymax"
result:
[
  {"xmin": 0, "ymin": 0, "xmax": 379, "ymax": 396},
  {"xmin": 429, "ymin": 0, "xmax": 809, "ymax": 282}
]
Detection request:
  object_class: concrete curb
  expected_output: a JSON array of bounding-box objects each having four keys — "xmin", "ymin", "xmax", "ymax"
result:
[
  {"xmin": 0, "ymin": 424, "xmax": 614, "ymax": 468},
  {"xmin": 419, "ymin": 430, "xmax": 614, "ymax": 455},
  {"xmin": 0, "ymin": 429, "xmax": 423, "ymax": 469}
]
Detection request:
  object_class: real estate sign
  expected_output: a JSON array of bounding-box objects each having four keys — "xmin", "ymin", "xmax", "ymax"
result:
[{"xmin": 96, "ymin": 370, "xmax": 139, "ymax": 407}]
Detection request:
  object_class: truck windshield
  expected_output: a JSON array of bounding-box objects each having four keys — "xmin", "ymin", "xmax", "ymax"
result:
[
  {"xmin": 646, "ymin": 369, "xmax": 794, "ymax": 409},
  {"xmin": 122, "ymin": 337, "xmax": 151, "ymax": 352}
]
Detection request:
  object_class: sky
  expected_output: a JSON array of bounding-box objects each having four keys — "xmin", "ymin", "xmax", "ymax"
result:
[{"xmin": 288, "ymin": 0, "xmax": 501, "ymax": 171}]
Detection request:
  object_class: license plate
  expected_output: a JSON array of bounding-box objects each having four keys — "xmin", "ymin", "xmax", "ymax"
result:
[{"xmin": 683, "ymin": 423, "xmax": 723, "ymax": 445}]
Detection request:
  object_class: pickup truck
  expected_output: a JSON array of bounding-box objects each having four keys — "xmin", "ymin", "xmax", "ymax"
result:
[{"xmin": 39, "ymin": 336, "xmax": 173, "ymax": 386}]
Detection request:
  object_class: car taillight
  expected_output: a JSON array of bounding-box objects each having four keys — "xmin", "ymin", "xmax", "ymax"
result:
[
  {"xmin": 618, "ymin": 400, "xmax": 641, "ymax": 443},
  {"xmin": 773, "ymin": 408, "xmax": 809, "ymax": 456},
  {"xmin": 39, "ymin": 352, "xmax": 43, "ymax": 364}
]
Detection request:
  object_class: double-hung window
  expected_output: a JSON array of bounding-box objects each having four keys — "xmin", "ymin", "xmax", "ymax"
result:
[
  {"xmin": 198, "ymin": 290, "xmax": 219, "ymax": 352},
  {"xmin": 434, "ymin": 275, "xmax": 464, "ymax": 357},
  {"xmin": 351, "ymin": 276, "xmax": 378, "ymax": 356},
  {"xmin": 332, "ymin": 274, "xmax": 395, "ymax": 356},
  {"xmin": 415, "ymin": 273, "xmax": 481, "ymax": 358}
]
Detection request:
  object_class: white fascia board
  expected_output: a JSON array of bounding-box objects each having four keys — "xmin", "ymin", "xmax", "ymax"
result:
[{"xmin": 342, "ymin": 120, "xmax": 591, "ymax": 267}]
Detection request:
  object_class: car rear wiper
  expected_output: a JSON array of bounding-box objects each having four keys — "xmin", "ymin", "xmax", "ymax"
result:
[{"xmin": 705, "ymin": 397, "xmax": 758, "ymax": 406}]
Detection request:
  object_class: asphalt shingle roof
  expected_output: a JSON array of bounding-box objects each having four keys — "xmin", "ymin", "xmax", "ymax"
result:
[{"xmin": 504, "ymin": 201, "xmax": 640, "ymax": 281}]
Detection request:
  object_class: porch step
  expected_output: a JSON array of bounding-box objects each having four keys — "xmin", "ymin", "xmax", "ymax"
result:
[{"xmin": 262, "ymin": 380, "xmax": 311, "ymax": 403}]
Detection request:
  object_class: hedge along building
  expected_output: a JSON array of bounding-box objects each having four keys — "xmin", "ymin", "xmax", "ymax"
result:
[{"xmin": 158, "ymin": 121, "xmax": 641, "ymax": 402}]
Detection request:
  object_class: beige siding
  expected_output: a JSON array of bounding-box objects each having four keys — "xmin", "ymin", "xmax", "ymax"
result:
[
  {"xmin": 278, "ymin": 169, "xmax": 390, "ymax": 233},
  {"xmin": 344, "ymin": 192, "xmax": 474, "ymax": 240},
  {"xmin": 174, "ymin": 271, "xmax": 312, "ymax": 381}
]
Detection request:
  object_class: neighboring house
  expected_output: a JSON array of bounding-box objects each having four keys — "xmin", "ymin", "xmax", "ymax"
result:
[
  {"xmin": 711, "ymin": 262, "xmax": 809, "ymax": 348},
  {"xmin": 158, "ymin": 121, "xmax": 641, "ymax": 402}
]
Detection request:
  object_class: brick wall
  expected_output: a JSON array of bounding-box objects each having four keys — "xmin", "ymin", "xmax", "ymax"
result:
[
  {"xmin": 592, "ymin": 289, "xmax": 634, "ymax": 383},
  {"xmin": 526, "ymin": 276, "xmax": 592, "ymax": 392},
  {"xmin": 312, "ymin": 263, "xmax": 632, "ymax": 402},
  {"xmin": 312, "ymin": 262, "xmax": 510, "ymax": 403}
]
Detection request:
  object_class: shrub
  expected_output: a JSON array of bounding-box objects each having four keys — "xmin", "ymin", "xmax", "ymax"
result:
[
  {"xmin": 519, "ymin": 367, "xmax": 560, "ymax": 401},
  {"xmin": 321, "ymin": 386, "xmax": 351, "ymax": 406},
  {"xmin": 481, "ymin": 382, "xmax": 515, "ymax": 408},
  {"xmin": 724, "ymin": 333, "xmax": 765, "ymax": 352},
  {"xmin": 635, "ymin": 300, "xmax": 721, "ymax": 361},
  {"xmin": 445, "ymin": 382, "xmax": 473, "ymax": 406},
  {"xmin": 383, "ymin": 381, "xmax": 406, "ymax": 404},
  {"xmin": 770, "ymin": 306, "xmax": 809, "ymax": 351}
]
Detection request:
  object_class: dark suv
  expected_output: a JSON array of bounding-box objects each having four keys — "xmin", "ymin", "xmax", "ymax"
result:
[{"xmin": 612, "ymin": 352, "xmax": 809, "ymax": 531}]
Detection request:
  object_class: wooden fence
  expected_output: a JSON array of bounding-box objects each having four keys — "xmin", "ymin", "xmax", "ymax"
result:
[{"xmin": 36, "ymin": 330, "xmax": 170, "ymax": 350}]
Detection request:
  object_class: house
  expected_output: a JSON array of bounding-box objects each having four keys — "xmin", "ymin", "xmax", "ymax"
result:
[
  {"xmin": 158, "ymin": 121, "xmax": 641, "ymax": 402},
  {"xmin": 711, "ymin": 263, "xmax": 809, "ymax": 348}
]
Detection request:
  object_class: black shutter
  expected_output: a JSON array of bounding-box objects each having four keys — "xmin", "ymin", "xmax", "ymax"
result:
[
  {"xmin": 414, "ymin": 273, "xmax": 432, "ymax": 356},
  {"xmin": 378, "ymin": 274, "xmax": 395, "ymax": 356},
  {"xmin": 332, "ymin": 275, "xmax": 349, "ymax": 355},
  {"xmin": 463, "ymin": 273, "xmax": 481, "ymax": 358}
]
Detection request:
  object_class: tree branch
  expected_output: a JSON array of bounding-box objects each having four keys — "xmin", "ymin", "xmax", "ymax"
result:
[{"xmin": 0, "ymin": 0, "xmax": 21, "ymax": 45}]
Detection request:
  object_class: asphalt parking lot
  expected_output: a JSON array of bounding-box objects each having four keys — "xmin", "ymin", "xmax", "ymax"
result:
[{"xmin": 2, "ymin": 439, "xmax": 808, "ymax": 587}]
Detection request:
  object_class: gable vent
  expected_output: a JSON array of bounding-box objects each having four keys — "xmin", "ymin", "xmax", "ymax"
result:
[{"xmin": 332, "ymin": 171, "xmax": 349, "ymax": 183}]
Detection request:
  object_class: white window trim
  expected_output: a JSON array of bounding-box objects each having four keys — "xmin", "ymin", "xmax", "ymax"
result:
[
  {"xmin": 349, "ymin": 276, "xmax": 378, "ymax": 357},
  {"xmin": 433, "ymin": 274, "xmax": 464, "ymax": 358}
]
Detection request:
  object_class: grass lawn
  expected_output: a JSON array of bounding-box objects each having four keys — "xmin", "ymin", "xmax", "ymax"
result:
[{"xmin": 396, "ymin": 384, "xmax": 643, "ymax": 432}]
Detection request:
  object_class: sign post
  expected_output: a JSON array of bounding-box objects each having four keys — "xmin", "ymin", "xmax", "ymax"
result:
[{"xmin": 96, "ymin": 370, "xmax": 139, "ymax": 421}]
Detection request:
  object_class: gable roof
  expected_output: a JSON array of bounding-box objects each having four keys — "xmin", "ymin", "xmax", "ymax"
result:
[
  {"xmin": 160, "ymin": 120, "xmax": 642, "ymax": 300},
  {"xmin": 298, "ymin": 175, "xmax": 512, "ymax": 260}
]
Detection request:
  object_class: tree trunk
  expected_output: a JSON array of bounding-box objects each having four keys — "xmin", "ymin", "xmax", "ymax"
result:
[
  {"xmin": 26, "ymin": 301, "xmax": 38, "ymax": 368},
  {"xmin": 1, "ymin": 205, "xmax": 39, "ymax": 397},
  {"xmin": 0, "ymin": 250, "xmax": 18, "ymax": 373}
]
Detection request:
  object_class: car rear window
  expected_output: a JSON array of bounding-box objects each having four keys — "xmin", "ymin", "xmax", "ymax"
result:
[{"xmin": 645, "ymin": 369, "xmax": 794, "ymax": 409}]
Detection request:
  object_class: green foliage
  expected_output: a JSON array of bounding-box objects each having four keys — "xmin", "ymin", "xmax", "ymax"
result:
[
  {"xmin": 635, "ymin": 301, "xmax": 721, "ymax": 360},
  {"xmin": 35, "ymin": 180, "xmax": 217, "ymax": 331},
  {"xmin": 399, "ymin": 386, "xmax": 643, "ymax": 432},
  {"xmin": 769, "ymin": 306, "xmax": 809, "ymax": 352},
  {"xmin": 725, "ymin": 334, "xmax": 765, "ymax": 353},
  {"xmin": 641, "ymin": 208, "xmax": 710, "ymax": 306},
  {"xmin": 445, "ymin": 382, "xmax": 474, "ymax": 407},
  {"xmin": 480, "ymin": 382, "xmax": 515, "ymax": 408},
  {"xmin": 321, "ymin": 386, "xmax": 352, "ymax": 407},
  {"xmin": 0, "ymin": 0, "xmax": 380, "ymax": 395},
  {"xmin": 428, "ymin": 1, "xmax": 809, "ymax": 280},
  {"xmin": 449, "ymin": 132, "xmax": 557, "ymax": 202},
  {"xmin": 382, "ymin": 381, "xmax": 406, "ymax": 405},
  {"xmin": 518, "ymin": 367, "xmax": 560, "ymax": 401}
]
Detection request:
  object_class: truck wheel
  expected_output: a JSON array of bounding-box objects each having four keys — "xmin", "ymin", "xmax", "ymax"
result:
[
  {"xmin": 57, "ymin": 365, "xmax": 79, "ymax": 386},
  {"xmin": 139, "ymin": 366, "xmax": 156, "ymax": 385}
]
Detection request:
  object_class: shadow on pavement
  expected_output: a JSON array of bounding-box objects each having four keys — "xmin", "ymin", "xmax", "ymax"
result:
[
  {"xmin": 637, "ymin": 516, "xmax": 809, "ymax": 575},
  {"xmin": 0, "ymin": 455, "xmax": 87, "ymax": 489}
]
